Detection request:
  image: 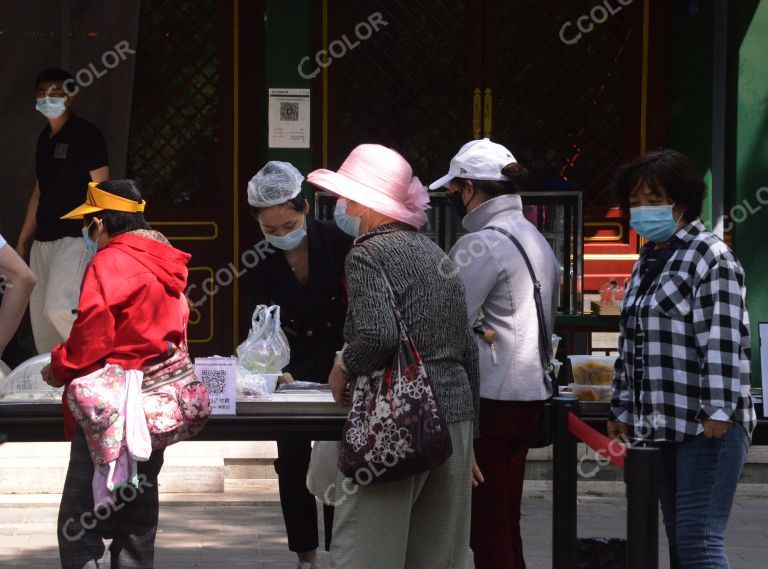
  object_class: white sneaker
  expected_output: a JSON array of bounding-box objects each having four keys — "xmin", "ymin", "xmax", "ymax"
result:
[{"xmin": 296, "ymin": 563, "xmax": 314, "ymax": 569}]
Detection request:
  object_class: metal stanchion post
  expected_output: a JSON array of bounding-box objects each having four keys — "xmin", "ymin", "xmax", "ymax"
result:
[
  {"xmin": 625, "ymin": 446, "xmax": 660, "ymax": 569},
  {"xmin": 552, "ymin": 396, "xmax": 578, "ymax": 569}
]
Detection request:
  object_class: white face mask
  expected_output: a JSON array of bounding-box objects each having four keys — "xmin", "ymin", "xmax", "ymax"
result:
[
  {"xmin": 36, "ymin": 96, "xmax": 67, "ymax": 119},
  {"xmin": 261, "ymin": 222, "xmax": 307, "ymax": 251},
  {"xmin": 82, "ymin": 220, "xmax": 100, "ymax": 254}
]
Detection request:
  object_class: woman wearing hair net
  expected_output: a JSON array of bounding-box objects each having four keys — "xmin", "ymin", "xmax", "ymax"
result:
[{"xmin": 245, "ymin": 161, "xmax": 352, "ymax": 569}]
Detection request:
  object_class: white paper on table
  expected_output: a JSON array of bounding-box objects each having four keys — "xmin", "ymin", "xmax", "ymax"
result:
[
  {"xmin": 194, "ymin": 357, "xmax": 237, "ymax": 415},
  {"xmin": 268, "ymin": 88, "xmax": 310, "ymax": 148},
  {"xmin": 760, "ymin": 322, "xmax": 768, "ymax": 418}
]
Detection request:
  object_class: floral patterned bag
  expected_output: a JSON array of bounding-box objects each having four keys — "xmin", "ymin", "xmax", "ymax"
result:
[
  {"xmin": 67, "ymin": 364, "xmax": 131, "ymax": 465},
  {"xmin": 338, "ymin": 244, "xmax": 453, "ymax": 485},
  {"xmin": 141, "ymin": 348, "xmax": 211, "ymax": 449}
]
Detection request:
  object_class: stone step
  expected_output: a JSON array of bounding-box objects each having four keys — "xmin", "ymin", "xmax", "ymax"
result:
[
  {"xmin": 0, "ymin": 481, "xmax": 283, "ymax": 507},
  {"xmin": 0, "ymin": 440, "xmax": 278, "ymax": 494},
  {"xmin": 2, "ymin": 441, "xmax": 768, "ymax": 495},
  {"xmin": 0, "ymin": 456, "xmax": 225, "ymax": 494},
  {"xmin": 0, "ymin": 440, "xmax": 277, "ymax": 459}
]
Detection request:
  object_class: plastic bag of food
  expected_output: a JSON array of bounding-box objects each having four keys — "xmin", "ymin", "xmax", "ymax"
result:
[
  {"xmin": 307, "ymin": 441, "xmax": 341, "ymax": 505},
  {"xmin": 236, "ymin": 368, "xmax": 279, "ymax": 400},
  {"xmin": 236, "ymin": 305, "xmax": 290, "ymax": 373}
]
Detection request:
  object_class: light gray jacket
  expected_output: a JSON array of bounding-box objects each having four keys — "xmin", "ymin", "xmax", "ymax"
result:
[{"xmin": 449, "ymin": 195, "xmax": 560, "ymax": 401}]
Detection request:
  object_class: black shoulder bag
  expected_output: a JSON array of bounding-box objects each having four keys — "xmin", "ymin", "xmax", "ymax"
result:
[{"xmin": 487, "ymin": 226, "xmax": 558, "ymax": 447}]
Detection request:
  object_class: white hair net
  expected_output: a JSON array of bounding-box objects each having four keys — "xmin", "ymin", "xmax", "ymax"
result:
[{"xmin": 246, "ymin": 161, "xmax": 305, "ymax": 208}]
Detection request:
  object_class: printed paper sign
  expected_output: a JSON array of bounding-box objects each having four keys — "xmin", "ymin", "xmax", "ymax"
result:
[
  {"xmin": 195, "ymin": 357, "xmax": 237, "ymax": 415},
  {"xmin": 268, "ymin": 88, "xmax": 310, "ymax": 148}
]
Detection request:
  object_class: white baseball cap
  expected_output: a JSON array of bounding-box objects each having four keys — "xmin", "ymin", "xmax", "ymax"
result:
[{"xmin": 429, "ymin": 138, "xmax": 517, "ymax": 190}]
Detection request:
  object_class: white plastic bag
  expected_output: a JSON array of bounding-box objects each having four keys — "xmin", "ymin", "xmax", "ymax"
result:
[
  {"xmin": 307, "ymin": 441, "xmax": 340, "ymax": 505},
  {"xmin": 236, "ymin": 305, "xmax": 290, "ymax": 373}
]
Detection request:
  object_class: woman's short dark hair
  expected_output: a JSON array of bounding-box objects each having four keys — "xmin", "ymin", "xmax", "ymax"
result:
[
  {"xmin": 84, "ymin": 179, "xmax": 151, "ymax": 236},
  {"xmin": 249, "ymin": 193, "xmax": 305, "ymax": 218},
  {"xmin": 454, "ymin": 162, "xmax": 529, "ymax": 196},
  {"xmin": 612, "ymin": 149, "xmax": 706, "ymax": 222}
]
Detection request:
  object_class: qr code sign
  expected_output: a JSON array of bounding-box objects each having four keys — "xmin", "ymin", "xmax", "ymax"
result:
[
  {"xmin": 200, "ymin": 368, "xmax": 227, "ymax": 394},
  {"xmin": 280, "ymin": 102, "xmax": 299, "ymax": 121}
]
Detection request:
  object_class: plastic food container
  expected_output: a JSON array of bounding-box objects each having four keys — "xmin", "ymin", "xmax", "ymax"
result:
[
  {"xmin": 569, "ymin": 383, "xmax": 612, "ymax": 402},
  {"xmin": 568, "ymin": 355, "xmax": 617, "ymax": 385},
  {"xmin": 0, "ymin": 360, "xmax": 11, "ymax": 382},
  {"xmin": 0, "ymin": 353, "xmax": 61, "ymax": 402}
]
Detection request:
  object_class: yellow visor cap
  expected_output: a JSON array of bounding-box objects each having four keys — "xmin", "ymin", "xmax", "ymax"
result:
[{"xmin": 61, "ymin": 182, "xmax": 146, "ymax": 220}]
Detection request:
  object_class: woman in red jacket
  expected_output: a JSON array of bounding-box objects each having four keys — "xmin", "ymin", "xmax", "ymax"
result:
[{"xmin": 42, "ymin": 179, "xmax": 191, "ymax": 569}]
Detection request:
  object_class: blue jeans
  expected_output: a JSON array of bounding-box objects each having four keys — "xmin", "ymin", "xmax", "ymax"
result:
[{"xmin": 658, "ymin": 424, "xmax": 749, "ymax": 569}]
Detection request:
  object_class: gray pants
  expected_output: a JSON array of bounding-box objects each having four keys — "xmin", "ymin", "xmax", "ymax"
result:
[
  {"xmin": 58, "ymin": 428, "xmax": 164, "ymax": 569},
  {"xmin": 30, "ymin": 237, "xmax": 90, "ymax": 353},
  {"xmin": 331, "ymin": 420, "xmax": 473, "ymax": 569}
]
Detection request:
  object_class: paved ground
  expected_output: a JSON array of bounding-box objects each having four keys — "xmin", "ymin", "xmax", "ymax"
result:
[{"xmin": 1, "ymin": 485, "xmax": 767, "ymax": 568}]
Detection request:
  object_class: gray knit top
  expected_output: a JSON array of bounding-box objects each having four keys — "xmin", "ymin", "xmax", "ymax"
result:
[{"xmin": 341, "ymin": 223, "xmax": 479, "ymax": 428}]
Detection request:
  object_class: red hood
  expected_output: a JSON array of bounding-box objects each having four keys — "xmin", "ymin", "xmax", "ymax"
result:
[{"xmin": 103, "ymin": 232, "xmax": 191, "ymax": 295}]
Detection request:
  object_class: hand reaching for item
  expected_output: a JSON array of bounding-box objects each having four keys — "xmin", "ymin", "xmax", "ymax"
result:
[{"xmin": 41, "ymin": 363, "xmax": 64, "ymax": 388}]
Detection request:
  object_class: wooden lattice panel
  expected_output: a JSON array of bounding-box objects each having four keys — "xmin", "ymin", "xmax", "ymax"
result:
[
  {"xmin": 126, "ymin": 0, "xmax": 222, "ymax": 206},
  {"xmin": 330, "ymin": 0, "xmax": 470, "ymax": 183},
  {"xmin": 494, "ymin": 1, "xmax": 640, "ymax": 206}
]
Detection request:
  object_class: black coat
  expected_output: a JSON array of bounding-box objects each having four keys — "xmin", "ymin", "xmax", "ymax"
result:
[{"xmin": 246, "ymin": 219, "xmax": 352, "ymax": 381}]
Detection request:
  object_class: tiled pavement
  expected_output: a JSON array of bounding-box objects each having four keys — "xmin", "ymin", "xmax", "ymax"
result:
[{"xmin": 1, "ymin": 485, "xmax": 767, "ymax": 568}]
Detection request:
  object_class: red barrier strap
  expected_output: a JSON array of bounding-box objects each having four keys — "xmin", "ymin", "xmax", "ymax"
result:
[{"xmin": 567, "ymin": 411, "xmax": 627, "ymax": 469}]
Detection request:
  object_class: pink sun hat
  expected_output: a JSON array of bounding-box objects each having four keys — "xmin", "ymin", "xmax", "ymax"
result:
[{"xmin": 307, "ymin": 144, "xmax": 430, "ymax": 229}]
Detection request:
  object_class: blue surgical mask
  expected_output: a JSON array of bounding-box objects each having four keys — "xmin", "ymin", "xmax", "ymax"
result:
[
  {"xmin": 82, "ymin": 222, "xmax": 99, "ymax": 255},
  {"xmin": 334, "ymin": 199, "xmax": 361, "ymax": 237},
  {"xmin": 629, "ymin": 205, "xmax": 680, "ymax": 243},
  {"xmin": 36, "ymin": 96, "xmax": 67, "ymax": 119},
  {"xmin": 263, "ymin": 224, "xmax": 307, "ymax": 251}
]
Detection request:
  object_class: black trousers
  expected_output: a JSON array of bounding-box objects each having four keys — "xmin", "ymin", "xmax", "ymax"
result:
[
  {"xmin": 275, "ymin": 436, "xmax": 334, "ymax": 553},
  {"xmin": 58, "ymin": 428, "xmax": 165, "ymax": 569}
]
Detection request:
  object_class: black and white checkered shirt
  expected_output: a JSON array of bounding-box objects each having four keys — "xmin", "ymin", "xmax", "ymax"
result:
[{"xmin": 610, "ymin": 220, "xmax": 756, "ymax": 442}]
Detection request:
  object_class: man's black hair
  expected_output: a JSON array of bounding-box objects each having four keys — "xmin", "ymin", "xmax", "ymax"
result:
[{"xmin": 36, "ymin": 68, "xmax": 74, "ymax": 89}]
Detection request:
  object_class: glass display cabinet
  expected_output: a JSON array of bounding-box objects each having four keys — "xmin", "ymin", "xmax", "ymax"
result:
[{"xmin": 315, "ymin": 190, "xmax": 583, "ymax": 314}]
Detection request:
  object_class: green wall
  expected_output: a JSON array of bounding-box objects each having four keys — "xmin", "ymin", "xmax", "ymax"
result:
[
  {"xmin": 262, "ymin": 0, "xmax": 314, "ymax": 196},
  {"xmin": 668, "ymin": 0, "xmax": 768, "ymax": 384},
  {"xmin": 667, "ymin": 0, "xmax": 714, "ymax": 228},
  {"xmin": 732, "ymin": 0, "xmax": 768, "ymax": 382}
]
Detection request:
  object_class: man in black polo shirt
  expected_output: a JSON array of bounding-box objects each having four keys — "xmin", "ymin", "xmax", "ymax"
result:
[{"xmin": 16, "ymin": 68, "xmax": 109, "ymax": 353}]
